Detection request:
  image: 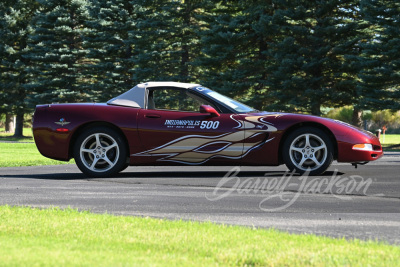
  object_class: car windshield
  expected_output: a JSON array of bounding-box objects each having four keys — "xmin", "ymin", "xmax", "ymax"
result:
[{"xmin": 193, "ymin": 87, "xmax": 255, "ymax": 113}]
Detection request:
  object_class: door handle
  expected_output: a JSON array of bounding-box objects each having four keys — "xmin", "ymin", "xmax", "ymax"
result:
[{"xmin": 145, "ymin": 114, "xmax": 161, "ymax": 118}]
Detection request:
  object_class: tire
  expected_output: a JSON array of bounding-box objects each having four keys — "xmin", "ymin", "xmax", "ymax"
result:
[
  {"xmin": 282, "ymin": 127, "xmax": 333, "ymax": 175},
  {"xmin": 121, "ymin": 163, "xmax": 130, "ymax": 172},
  {"xmin": 73, "ymin": 126, "xmax": 128, "ymax": 177}
]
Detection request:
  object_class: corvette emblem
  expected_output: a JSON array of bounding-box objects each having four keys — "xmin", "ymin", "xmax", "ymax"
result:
[{"xmin": 55, "ymin": 118, "xmax": 70, "ymax": 126}]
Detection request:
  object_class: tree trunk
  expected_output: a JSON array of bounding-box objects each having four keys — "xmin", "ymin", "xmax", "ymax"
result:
[
  {"xmin": 310, "ymin": 103, "xmax": 321, "ymax": 116},
  {"xmin": 5, "ymin": 114, "xmax": 15, "ymax": 132},
  {"xmin": 352, "ymin": 107, "xmax": 363, "ymax": 128},
  {"xmin": 180, "ymin": 0, "xmax": 191, "ymax": 82},
  {"xmin": 13, "ymin": 112, "xmax": 24, "ymax": 137}
]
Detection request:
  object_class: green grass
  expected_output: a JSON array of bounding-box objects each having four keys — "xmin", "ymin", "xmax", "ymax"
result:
[
  {"xmin": 0, "ymin": 127, "xmax": 34, "ymax": 142},
  {"xmin": 0, "ymin": 128, "xmax": 72, "ymax": 167},
  {"xmin": 381, "ymin": 134, "xmax": 400, "ymax": 151},
  {"xmin": 0, "ymin": 142, "xmax": 72, "ymax": 167},
  {"xmin": 381, "ymin": 134, "xmax": 400, "ymax": 145},
  {"xmin": 0, "ymin": 206, "xmax": 399, "ymax": 266}
]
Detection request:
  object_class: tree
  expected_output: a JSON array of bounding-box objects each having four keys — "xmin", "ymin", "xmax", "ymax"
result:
[
  {"xmin": 359, "ymin": 0, "xmax": 400, "ymax": 111},
  {"xmin": 175, "ymin": 0, "xmax": 205, "ymax": 82},
  {"xmin": 130, "ymin": 0, "xmax": 204, "ymax": 83},
  {"xmin": 266, "ymin": 0, "xmax": 366, "ymax": 120},
  {"xmin": 0, "ymin": 0, "xmax": 38, "ymax": 136},
  {"xmin": 197, "ymin": 0, "xmax": 279, "ymax": 110},
  {"xmin": 4, "ymin": 114, "xmax": 15, "ymax": 133},
  {"xmin": 83, "ymin": 0, "xmax": 139, "ymax": 102},
  {"xmin": 25, "ymin": 0, "xmax": 91, "ymax": 107}
]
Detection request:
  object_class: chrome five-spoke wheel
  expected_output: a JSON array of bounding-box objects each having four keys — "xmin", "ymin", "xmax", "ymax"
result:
[
  {"xmin": 80, "ymin": 133, "xmax": 119, "ymax": 172},
  {"xmin": 74, "ymin": 127, "xmax": 128, "ymax": 177},
  {"xmin": 289, "ymin": 133, "xmax": 327, "ymax": 172},
  {"xmin": 283, "ymin": 127, "xmax": 333, "ymax": 175}
]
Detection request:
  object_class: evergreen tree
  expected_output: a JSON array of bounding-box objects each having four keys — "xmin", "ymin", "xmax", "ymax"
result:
[
  {"xmin": 197, "ymin": 0, "xmax": 278, "ymax": 110},
  {"xmin": 359, "ymin": 0, "xmax": 400, "ymax": 111},
  {"xmin": 332, "ymin": 0, "xmax": 370, "ymax": 126},
  {"xmin": 0, "ymin": 0, "xmax": 38, "ymax": 136},
  {"xmin": 197, "ymin": 0, "xmax": 366, "ymax": 119},
  {"xmin": 26, "ymin": 0, "xmax": 91, "ymax": 106},
  {"xmin": 175, "ymin": 0, "xmax": 204, "ymax": 82},
  {"xmin": 2, "ymin": 0, "xmax": 397, "ymax": 135},
  {"xmin": 129, "ymin": 0, "xmax": 177, "ymax": 83},
  {"xmin": 130, "ymin": 0, "xmax": 203, "ymax": 83},
  {"xmin": 0, "ymin": 1, "xmax": 9, "ymax": 120},
  {"xmin": 266, "ymin": 0, "xmax": 365, "ymax": 118},
  {"xmin": 84, "ymin": 0, "xmax": 138, "ymax": 101}
]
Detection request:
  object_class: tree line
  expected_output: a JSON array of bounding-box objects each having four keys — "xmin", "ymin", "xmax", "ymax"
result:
[{"xmin": 1, "ymin": 0, "xmax": 399, "ymax": 136}]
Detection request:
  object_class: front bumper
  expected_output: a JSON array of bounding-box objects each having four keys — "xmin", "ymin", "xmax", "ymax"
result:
[{"xmin": 337, "ymin": 141, "xmax": 383, "ymax": 162}]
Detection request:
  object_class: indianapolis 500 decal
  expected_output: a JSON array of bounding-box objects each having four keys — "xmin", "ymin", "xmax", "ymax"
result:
[{"xmin": 134, "ymin": 115, "xmax": 282, "ymax": 164}]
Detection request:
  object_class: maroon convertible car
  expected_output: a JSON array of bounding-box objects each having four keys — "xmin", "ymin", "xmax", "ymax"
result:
[{"xmin": 32, "ymin": 82, "xmax": 383, "ymax": 177}]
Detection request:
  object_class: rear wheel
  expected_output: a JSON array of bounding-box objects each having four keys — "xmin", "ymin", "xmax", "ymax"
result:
[
  {"xmin": 121, "ymin": 163, "xmax": 130, "ymax": 172},
  {"xmin": 283, "ymin": 127, "xmax": 333, "ymax": 175},
  {"xmin": 73, "ymin": 127, "xmax": 128, "ymax": 177}
]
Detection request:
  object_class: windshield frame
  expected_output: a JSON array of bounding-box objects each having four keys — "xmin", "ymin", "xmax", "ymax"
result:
[{"xmin": 189, "ymin": 86, "xmax": 256, "ymax": 114}]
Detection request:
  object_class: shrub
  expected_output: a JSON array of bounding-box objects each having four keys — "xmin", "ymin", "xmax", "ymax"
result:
[{"xmin": 324, "ymin": 108, "xmax": 400, "ymax": 133}]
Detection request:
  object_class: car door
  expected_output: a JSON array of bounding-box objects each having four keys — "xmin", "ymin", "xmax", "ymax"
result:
[{"xmin": 134, "ymin": 87, "xmax": 245, "ymax": 165}]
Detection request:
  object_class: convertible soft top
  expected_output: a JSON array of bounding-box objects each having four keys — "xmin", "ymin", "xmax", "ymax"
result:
[{"xmin": 107, "ymin": 81, "xmax": 201, "ymax": 108}]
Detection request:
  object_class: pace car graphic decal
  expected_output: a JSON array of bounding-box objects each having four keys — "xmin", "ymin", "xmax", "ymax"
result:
[{"xmin": 134, "ymin": 115, "xmax": 283, "ymax": 164}]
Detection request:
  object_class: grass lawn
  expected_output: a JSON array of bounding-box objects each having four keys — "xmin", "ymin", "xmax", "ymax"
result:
[
  {"xmin": 380, "ymin": 134, "xmax": 400, "ymax": 145},
  {"xmin": 0, "ymin": 142, "xmax": 73, "ymax": 167},
  {"xmin": 0, "ymin": 206, "xmax": 399, "ymax": 266},
  {"xmin": 380, "ymin": 134, "xmax": 400, "ymax": 151},
  {"xmin": 0, "ymin": 127, "xmax": 34, "ymax": 142},
  {"xmin": 0, "ymin": 128, "xmax": 73, "ymax": 167}
]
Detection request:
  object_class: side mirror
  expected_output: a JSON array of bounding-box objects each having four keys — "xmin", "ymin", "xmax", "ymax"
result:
[{"xmin": 200, "ymin": 105, "xmax": 220, "ymax": 117}]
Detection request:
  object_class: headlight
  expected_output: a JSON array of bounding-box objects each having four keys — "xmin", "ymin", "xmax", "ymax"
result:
[{"xmin": 352, "ymin": 144, "xmax": 373, "ymax": 151}]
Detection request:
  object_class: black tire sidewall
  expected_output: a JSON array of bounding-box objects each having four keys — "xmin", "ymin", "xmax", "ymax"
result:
[
  {"xmin": 283, "ymin": 127, "xmax": 333, "ymax": 175},
  {"xmin": 73, "ymin": 126, "xmax": 128, "ymax": 177}
]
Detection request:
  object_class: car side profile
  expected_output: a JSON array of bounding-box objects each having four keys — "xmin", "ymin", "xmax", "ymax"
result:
[{"xmin": 32, "ymin": 82, "xmax": 383, "ymax": 177}]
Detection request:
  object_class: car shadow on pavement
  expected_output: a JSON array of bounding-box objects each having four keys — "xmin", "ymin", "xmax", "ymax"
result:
[
  {"xmin": 0, "ymin": 170, "xmax": 343, "ymax": 180},
  {"xmin": 117, "ymin": 170, "xmax": 343, "ymax": 178},
  {"xmin": 0, "ymin": 173, "xmax": 87, "ymax": 180}
]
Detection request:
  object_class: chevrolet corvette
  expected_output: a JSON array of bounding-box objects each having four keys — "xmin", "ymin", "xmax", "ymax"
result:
[{"xmin": 32, "ymin": 82, "xmax": 383, "ymax": 177}]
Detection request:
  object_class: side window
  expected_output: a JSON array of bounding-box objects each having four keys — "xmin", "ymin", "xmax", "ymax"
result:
[{"xmin": 150, "ymin": 88, "xmax": 209, "ymax": 112}]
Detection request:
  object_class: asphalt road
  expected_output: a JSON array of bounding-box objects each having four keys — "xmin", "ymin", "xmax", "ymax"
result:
[{"xmin": 1, "ymin": 153, "xmax": 399, "ymax": 244}]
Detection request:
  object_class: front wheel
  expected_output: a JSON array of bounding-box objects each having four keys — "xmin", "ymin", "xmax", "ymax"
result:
[
  {"xmin": 73, "ymin": 127, "xmax": 128, "ymax": 177},
  {"xmin": 282, "ymin": 127, "xmax": 333, "ymax": 175}
]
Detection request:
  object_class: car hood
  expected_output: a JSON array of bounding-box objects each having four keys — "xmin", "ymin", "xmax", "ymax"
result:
[{"xmin": 245, "ymin": 111, "xmax": 378, "ymax": 139}]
